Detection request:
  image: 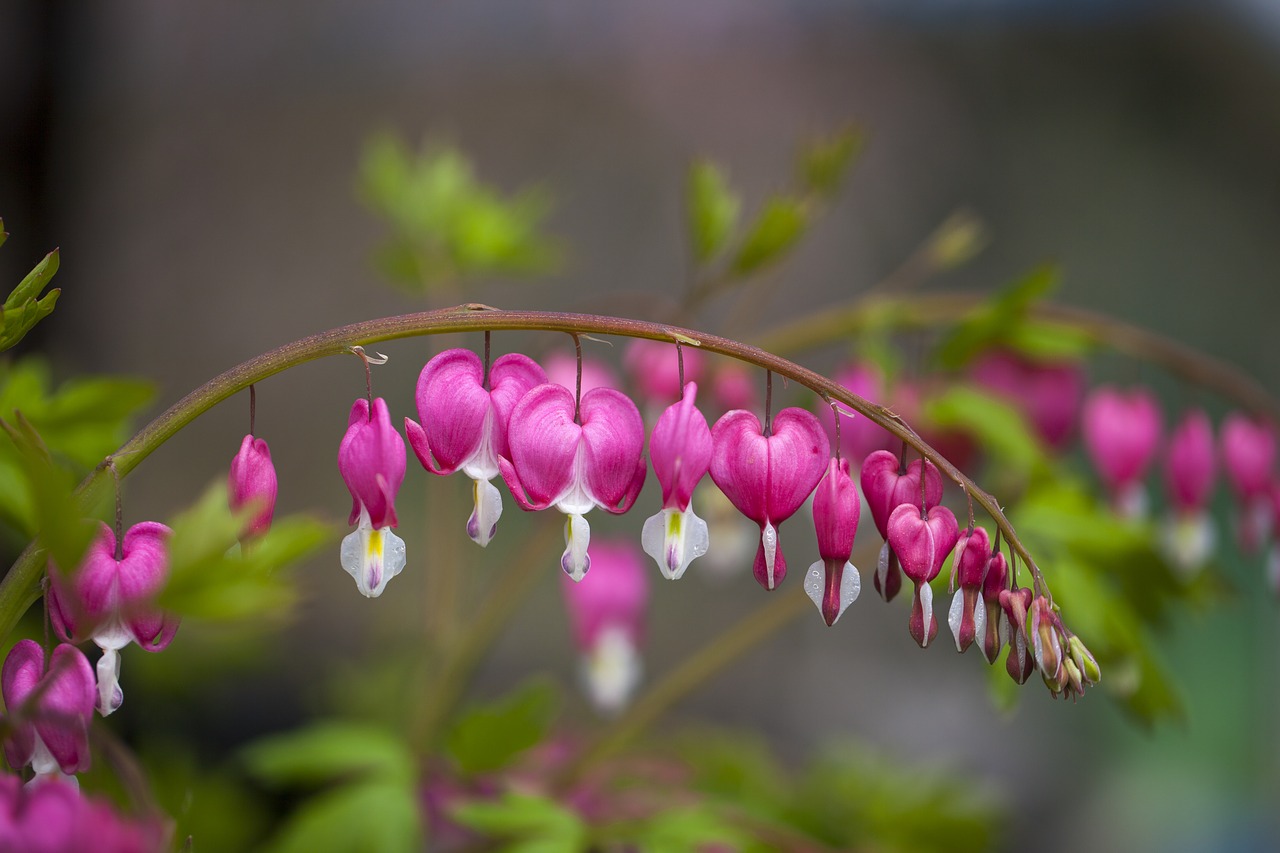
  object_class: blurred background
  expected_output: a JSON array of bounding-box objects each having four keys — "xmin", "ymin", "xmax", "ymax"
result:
[{"xmin": 2, "ymin": 1, "xmax": 1279, "ymax": 850}]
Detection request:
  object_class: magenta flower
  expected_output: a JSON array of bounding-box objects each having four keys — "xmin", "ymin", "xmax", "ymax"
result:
[
  {"xmin": 228, "ymin": 434, "xmax": 277, "ymax": 541},
  {"xmin": 623, "ymin": 340, "xmax": 705, "ymax": 406},
  {"xmin": 860, "ymin": 450, "xmax": 944, "ymax": 602},
  {"xmin": 887, "ymin": 502, "xmax": 959, "ymax": 648},
  {"xmin": 561, "ymin": 539, "xmax": 649, "ymax": 712},
  {"xmin": 499, "ymin": 384, "xmax": 647, "ymax": 581},
  {"xmin": 0, "ymin": 774, "xmax": 169, "ymax": 852},
  {"xmin": 970, "ymin": 349, "xmax": 1084, "ymax": 450},
  {"xmin": 1221, "ymin": 413, "xmax": 1277, "ymax": 552},
  {"xmin": 1161, "ymin": 409, "xmax": 1217, "ymax": 573},
  {"xmin": 946, "ymin": 526, "xmax": 990, "ymax": 653},
  {"xmin": 999, "ymin": 587, "xmax": 1035, "ymax": 684},
  {"xmin": 1082, "ymin": 386, "xmax": 1162, "ymax": 517},
  {"xmin": 338, "ymin": 397, "xmax": 407, "ymax": 598},
  {"xmin": 978, "ymin": 549, "xmax": 1009, "ymax": 664},
  {"xmin": 405, "ymin": 348, "xmax": 546, "ymax": 547},
  {"xmin": 47, "ymin": 522, "xmax": 177, "ymax": 716},
  {"xmin": 709, "ymin": 407, "xmax": 829, "ymax": 591},
  {"xmin": 2, "ymin": 641, "xmax": 95, "ymax": 781},
  {"xmin": 805, "ymin": 456, "xmax": 862, "ymax": 626},
  {"xmin": 641, "ymin": 382, "xmax": 712, "ymax": 580}
]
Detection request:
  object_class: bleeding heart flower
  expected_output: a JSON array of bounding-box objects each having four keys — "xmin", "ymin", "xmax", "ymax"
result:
[
  {"xmin": 561, "ymin": 539, "xmax": 649, "ymax": 713},
  {"xmin": 499, "ymin": 384, "xmax": 647, "ymax": 581},
  {"xmin": 228, "ymin": 434, "xmax": 277, "ymax": 542},
  {"xmin": 405, "ymin": 348, "xmax": 546, "ymax": 547},
  {"xmin": 46, "ymin": 522, "xmax": 178, "ymax": 716},
  {"xmin": 860, "ymin": 450, "xmax": 944, "ymax": 602},
  {"xmin": 1221, "ymin": 413, "xmax": 1277, "ymax": 552},
  {"xmin": 887, "ymin": 502, "xmax": 959, "ymax": 648},
  {"xmin": 1160, "ymin": 409, "xmax": 1217, "ymax": 575},
  {"xmin": 2, "ymin": 641, "xmax": 95, "ymax": 780},
  {"xmin": 804, "ymin": 456, "xmax": 862, "ymax": 626},
  {"xmin": 978, "ymin": 548, "xmax": 1009, "ymax": 665},
  {"xmin": 338, "ymin": 397, "xmax": 407, "ymax": 598},
  {"xmin": 1082, "ymin": 386, "xmax": 1162, "ymax": 517},
  {"xmin": 999, "ymin": 587, "xmax": 1035, "ymax": 684},
  {"xmin": 946, "ymin": 526, "xmax": 990, "ymax": 653},
  {"xmin": 709, "ymin": 407, "xmax": 829, "ymax": 591},
  {"xmin": 641, "ymin": 382, "xmax": 712, "ymax": 580}
]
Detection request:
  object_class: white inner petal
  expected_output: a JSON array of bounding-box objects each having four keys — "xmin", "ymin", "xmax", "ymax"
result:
[
  {"xmin": 582, "ymin": 625, "xmax": 641, "ymax": 714},
  {"xmin": 948, "ymin": 588, "xmax": 966, "ymax": 651},
  {"xmin": 467, "ymin": 477, "xmax": 504, "ymax": 548},
  {"xmin": 96, "ymin": 646, "xmax": 123, "ymax": 717},
  {"xmin": 561, "ymin": 513, "xmax": 592, "ymax": 581},
  {"xmin": 642, "ymin": 506, "xmax": 708, "ymax": 580},
  {"xmin": 761, "ymin": 521, "xmax": 778, "ymax": 589},
  {"xmin": 461, "ymin": 407, "xmax": 499, "ymax": 481},
  {"xmin": 918, "ymin": 581, "xmax": 934, "ymax": 648},
  {"xmin": 341, "ymin": 517, "xmax": 406, "ymax": 598}
]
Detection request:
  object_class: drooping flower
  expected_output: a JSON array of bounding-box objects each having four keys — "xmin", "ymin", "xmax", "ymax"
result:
[
  {"xmin": 860, "ymin": 450, "xmax": 944, "ymax": 602},
  {"xmin": 999, "ymin": 587, "xmax": 1035, "ymax": 684},
  {"xmin": 887, "ymin": 501, "xmax": 959, "ymax": 648},
  {"xmin": 405, "ymin": 348, "xmax": 546, "ymax": 547},
  {"xmin": 969, "ymin": 349, "xmax": 1084, "ymax": 450},
  {"xmin": 46, "ymin": 522, "xmax": 178, "ymax": 716},
  {"xmin": 805, "ymin": 456, "xmax": 861, "ymax": 626},
  {"xmin": 338, "ymin": 397, "xmax": 407, "ymax": 598},
  {"xmin": 1081, "ymin": 386, "xmax": 1162, "ymax": 517},
  {"xmin": 2, "ymin": 641, "xmax": 95, "ymax": 781},
  {"xmin": 1221, "ymin": 413, "xmax": 1277, "ymax": 552},
  {"xmin": 228, "ymin": 434, "xmax": 277, "ymax": 541},
  {"xmin": 1160, "ymin": 409, "xmax": 1217, "ymax": 574},
  {"xmin": 947, "ymin": 526, "xmax": 990, "ymax": 653},
  {"xmin": 978, "ymin": 548, "xmax": 1009, "ymax": 664},
  {"xmin": 641, "ymin": 382, "xmax": 712, "ymax": 579},
  {"xmin": 561, "ymin": 539, "xmax": 649, "ymax": 712},
  {"xmin": 710, "ymin": 407, "xmax": 829, "ymax": 590},
  {"xmin": 0, "ymin": 774, "xmax": 169, "ymax": 852},
  {"xmin": 499, "ymin": 384, "xmax": 647, "ymax": 581},
  {"xmin": 623, "ymin": 340, "xmax": 705, "ymax": 408}
]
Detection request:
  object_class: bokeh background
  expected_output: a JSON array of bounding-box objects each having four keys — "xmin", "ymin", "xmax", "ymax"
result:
[{"xmin": 3, "ymin": 1, "xmax": 1279, "ymax": 850}]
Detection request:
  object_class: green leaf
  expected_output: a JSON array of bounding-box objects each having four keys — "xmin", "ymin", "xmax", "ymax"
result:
[
  {"xmin": 6, "ymin": 248, "xmax": 58, "ymax": 310},
  {"xmin": 445, "ymin": 679, "xmax": 558, "ymax": 775},
  {"xmin": 922, "ymin": 385, "xmax": 1049, "ymax": 477},
  {"xmin": 1004, "ymin": 319, "xmax": 1095, "ymax": 361},
  {"xmin": 1, "ymin": 413, "xmax": 96, "ymax": 572},
  {"xmin": 243, "ymin": 721, "xmax": 415, "ymax": 787},
  {"xmin": 262, "ymin": 779, "xmax": 422, "ymax": 853},
  {"xmin": 629, "ymin": 806, "xmax": 753, "ymax": 852},
  {"xmin": 731, "ymin": 196, "xmax": 808, "ymax": 276},
  {"xmin": 0, "ymin": 249, "xmax": 61, "ymax": 352},
  {"xmin": 160, "ymin": 481, "xmax": 329, "ymax": 621},
  {"xmin": 450, "ymin": 792, "xmax": 586, "ymax": 848},
  {"xmin": 797, "ymin": 126, "xmax": 864, "ymax": 197},
  {"xmin": 933, "ymin": 265, "xmax": 1060, "ymax": 369},
  {"xmin": 687, "ymin": 160, "xmax": 741, "ymax": 264}
]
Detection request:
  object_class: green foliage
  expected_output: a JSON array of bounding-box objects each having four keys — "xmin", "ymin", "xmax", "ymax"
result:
[
  {"xmin": 244, "ymin": 721, "xmax": 415, "ymax": 787},
  {"xmin": 687, "ymin": 160, "xmax": 741, "ymax": 264},
  {"xmin": 359, "ymin": 132, "xmax": 560, "ymax": 292},
  {"xmin": 1, "ymin": 245, "xmax": 61, "ymax": 353},
  {"xmin": 450, "ymin": 793, "xmax": 587, "ymax": 852},
  {"xmin": 264, "ymin": 779, "xmax": 422, "ymax": 853},
  {"xmin": 160, "ymin": 481, "xmax": 330, "ymax": 622},
  {"xmin": 731, "ymin": 195, "xmax": 808, "ymax": 276},
  {"xmin": 445, "ymin": 679, "xmax": 559, "ymax": 776},
  {"xmin": 797, "ymin": 126, "xmax": 864, "ymax": 197},
  {"xmin": 923, "ymin": 385, "xmax": 1050, "ymax": 479}
]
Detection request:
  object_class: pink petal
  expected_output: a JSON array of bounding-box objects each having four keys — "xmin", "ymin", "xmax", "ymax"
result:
[
  {"xmin": 1164, "ymin": 409, "xmax": 1216, "ymax": 512},
  {"xmin": 887, "ymin": 504, "xmax": 936, "ymax": 584},
  {"xmin": 649, "ymin": 382, "xmax": 712, "ymax": 511},
  {"xmin": 1082, "ymin": 386, "xmax": 1162, "ymax": 492},
  {"xmin": 488, "ymin": 354, "xmax": 549, "ymax": 461},
  {"xmin": 1221, "ymin": 413, "xmax": 1276, "ymax": 502},
  {"xmin": 709, "ymin": 410, "xmax": 771, "ymax": 523},
  {"xmin": 339, "ymin": 398, "xmax": 406, "ymax": 529},
  {"xmin": 501, "ymin": 384, "xmax": 581, "ymax": 510},
  {"xmin": 410, "ymin": 349, "xmax": 490, "ymax": 475},
  {"xmin": 579, "ymin": 388, "xmax": 648, "ymax": 513},
  {"xmin": 32, "ymin": 644, "xmax": 95, "ymax": 774},
  {"xmin": 561, "ymin": 538, "xmax": 649, "ymax": 649},
  {"xmin": 813, "ymin": 456, "xmax": 859, "ymax": 563},
  {"xmin": 228, "ymin": 435, "xmax": 277, "ymax": 538}
]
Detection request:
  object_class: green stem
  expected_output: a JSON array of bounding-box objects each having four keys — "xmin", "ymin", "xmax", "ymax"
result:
[
  {"xmin": 0, "ymin": 303, "xmax": 1042, "ymax": 640},
  {"xmin": 554, "ymin": 588, "xmax": 810, "ymax": 788}
]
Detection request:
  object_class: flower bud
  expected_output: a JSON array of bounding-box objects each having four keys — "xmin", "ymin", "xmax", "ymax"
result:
[
  {"xmin": 1082, "ymin": 386, "xmax": 1162, "ymax": 517},
  {"xmin": 804, "ymin": 456, "xmax": 862, "ymax": 626},
  {"xmin": 228, "ymin": 434, "xmax": 277, "ymax": 541},
  {"xmin": 947, "ymin": 527, "xmax": 990, "ymax": 653}
]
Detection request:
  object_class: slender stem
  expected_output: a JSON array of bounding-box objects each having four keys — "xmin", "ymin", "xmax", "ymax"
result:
[
  {"xmin": 110, "ymin": 462, "xmax": 123, "ymax": 561},
  {"xmin": 572, "ymin": 332, "xmax": 582, "ymax": 423},
  {"xmin": 0, "ymin": 304, "xmax": 1044, "ymax": 641},
  {"xmin": 555, "ymin": 588, "xmax": 810, "ymax": 788},
  {"xmin": 676, "ymin": 342, "xmax": 685, "ymax": 392},
  {"xmin": 763, "ymin": 370, "xmax": 773, "ymax": 436},
  {"xmin": 483, "ymin": 330, "xmax": 491, "ymax": 389},
  {"xmin": 248, "ymin": 383, "xmax": 257, "ymax": 436}
]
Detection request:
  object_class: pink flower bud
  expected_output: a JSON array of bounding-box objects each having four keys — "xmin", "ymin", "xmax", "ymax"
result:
[
  {"xmin": 999, "ymin": 587, "xmax": 1035, "ymax": 684},
  {"xmin": 228, "ymin": 434, "xmax": 277, "ymax": 540},
  {"xmin": 1221, "ymin": 413, "xmax": 1276, "ymax": 502},
  {"xmin": 947, "ymin": 526, "xmax": 990, "ymax": 653},
  {"xmin": 979, "ymin": 550, "xmax": 1009, "ymax": 665},
  {"xmin": 1164, "ymin": 409, "xmax": 1215, "ymax": 513},
  {"xmin": 709, "ymin": 407, "xmax": 829, "ymax": 591},
  {"xmin": 1082, "ymin": 386, "xmax": 1162, "ymax": 516},
  {"xmin": 2, "ymin": 641, "xmax": 95, "ymax": 778},
  {"xmin": 499, "ymin": 384, "xmax": 647, "ymax": 582},
  {"xmin": 805, "ymin": 457, "xmax": 862, "ymax": 626},
  {"xmin": 1029, "ymin": 596, "xmax": 1065, "ymax": 692},
  {"xmin": 642, "ymin": 383, "xmax": 712, "ymax": 579}
]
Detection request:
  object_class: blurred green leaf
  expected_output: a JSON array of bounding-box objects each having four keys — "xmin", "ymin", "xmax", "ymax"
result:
[
  {"xmin": 0, "ymin": 413, "xmax": 96, "ymax": 573},
  {"xmin": 797, "ymin": 126, "xmax": 864, "ymax": 197},
  {"xmin": 445, "ymin": 679, "xmax": 558, "ymax": 776},
  {"xmin": 262, "ymin": 779, "xmax": 422, "ymax": 853},
  {"xmin": 628, "ymin": 806, "xmax": 753, "ymax": 852},
  {"xmin": 1004, "ymin": 319, "xmax": 1095, "ymax": 362},
  {"xmin": 687, "ymin": 159, "xmax": 741, "ymax": 264},
  {"xmin": 243, "ymin": 721, "xmax": 414, "ymax": 787},
  {"xmin": 1, "ymin": 249, "xmax": 61, "ymax": 352},
  {"xmin": 731, "ymin": 196, "xmax": 808, "ymax": 276},
  {"xmin": 358, "ymin": 133, "xmax": 560, "ymax": 292},
  {"xmin": 450, "ymin": 792, "xmax": 586, "ymax": 850},
  {"xmin": 161, "ymin": 481, "xmax": 329, "ymax": 621},
  {"xmin": 924, "ymin": 385, "xmax": 1049, "ymax": 478},
  {"xmin": 934, "ymin": 265, "xmax": 1059, "ymax": 369}
]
